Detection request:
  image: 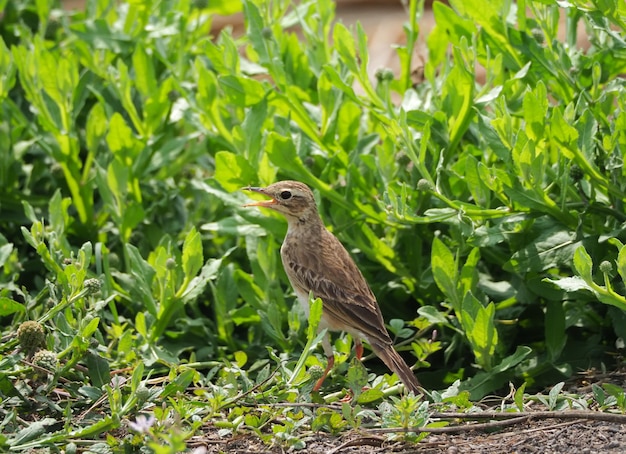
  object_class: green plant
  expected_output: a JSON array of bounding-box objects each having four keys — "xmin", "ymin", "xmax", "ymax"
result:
[{"xmin": 2, "ymin": 0, "xmax": 626, "ymax": 449}]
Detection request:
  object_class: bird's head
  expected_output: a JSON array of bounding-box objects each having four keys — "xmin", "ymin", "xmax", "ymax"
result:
[{"xmin": 243, "ymin": 180, "xmax": 319, "ymax": 222}]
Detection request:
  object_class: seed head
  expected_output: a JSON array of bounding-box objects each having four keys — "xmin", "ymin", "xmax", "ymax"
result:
[
  {"xmin": 84, "ymin": 278, "xmax": 102, "ymax": 295},
  {"xmin": 17, "ymin": 321, "xmax": 46, "ymax": 354},
  {"xmin": 32, "ymin": 349, "xmax": 59, "ymax": 373}
]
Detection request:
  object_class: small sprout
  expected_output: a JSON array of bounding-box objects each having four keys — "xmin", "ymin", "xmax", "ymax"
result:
[
  {"xmin": 599, "ymin": 261, "xmax": 613, "ymax": 274},
  {"xmin": 84, "ymin": 278, "xmax": 102, "ymax": 295},
  {"xmin": 166, "ymin": 258, "xmax": 177, "ymax": 270},
  {"xmin": 569, "ymin": 165, "xmax": 583, "ymax": 182},
  {"xmin": 32, "ymin": 349, "xmax": 59, "ymax": 373},
  {"xmin": 17, "ymin": 321, "xmax": 46, "ymax": 354},
  {"xmin": 416, "ymin": 179, "xmax": 433, "ymax": 192}
]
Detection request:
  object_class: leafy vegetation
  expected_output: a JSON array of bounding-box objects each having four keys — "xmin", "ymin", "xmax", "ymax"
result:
[{"xmin": 1, "ymin": 0, "xmax": 626, "ymax": 450}]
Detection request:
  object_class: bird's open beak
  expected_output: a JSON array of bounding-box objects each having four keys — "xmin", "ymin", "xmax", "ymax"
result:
[{"xmin": 242, "ymin": 186, "xmax": 277, "ymax": 208}]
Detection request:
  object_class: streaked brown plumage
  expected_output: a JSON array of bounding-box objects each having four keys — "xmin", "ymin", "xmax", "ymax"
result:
[{"xmin": 244, "ymin": 180, "xmax": 421, "ymax": 393}]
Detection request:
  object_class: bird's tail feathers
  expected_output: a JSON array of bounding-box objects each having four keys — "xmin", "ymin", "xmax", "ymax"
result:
[{"xmin": 370, "ymin": 341, "xmax": 421, "ymax": 394}]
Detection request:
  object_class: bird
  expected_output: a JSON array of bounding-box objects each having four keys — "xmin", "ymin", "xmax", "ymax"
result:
[{"xmin": 244, "ymin": 180, "xmax": 421, "ymax": 393}]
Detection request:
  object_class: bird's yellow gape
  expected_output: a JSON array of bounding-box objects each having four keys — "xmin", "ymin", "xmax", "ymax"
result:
[{"xmin": 244, "ymin": 181, "xmax": 421, "ymax": 393}]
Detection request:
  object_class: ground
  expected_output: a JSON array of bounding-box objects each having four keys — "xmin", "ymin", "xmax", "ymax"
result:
[
  {"xmin": 194, "ymin": 418, "xmax": 626, "ymax": 453},
  {"xmin": 188, "ymin": 370, "xmax": 626, "ymax": 453}
]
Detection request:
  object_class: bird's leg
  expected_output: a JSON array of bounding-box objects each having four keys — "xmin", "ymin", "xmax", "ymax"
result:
[
  {"xmin": 313, "ymin": 333, "xmax": 335, "ymax": 391},
  {"xmin": 354, "ymin": 338, "xmax": 364, "ymax": 361}
]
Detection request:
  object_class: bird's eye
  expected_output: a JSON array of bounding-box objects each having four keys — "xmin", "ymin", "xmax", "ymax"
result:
[{"xmin": 279, "ymin": 190, "xmax": 292, "ymax": 200}]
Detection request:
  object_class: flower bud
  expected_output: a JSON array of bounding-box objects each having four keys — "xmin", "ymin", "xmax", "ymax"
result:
[
  {"xmin": 417, "ymin": 179, "xmax": 433, "ymax": 191},
  {"xmin": 599, "ymin": 261, "xmax": 613, "ymax": 274}
]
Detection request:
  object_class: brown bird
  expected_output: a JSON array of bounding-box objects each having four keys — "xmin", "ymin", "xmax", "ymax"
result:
[{"xmin": 244, "ymin": 180, "xmax": 421, "ymax": 393}]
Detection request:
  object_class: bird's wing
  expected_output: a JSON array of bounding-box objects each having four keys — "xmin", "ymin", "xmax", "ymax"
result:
[{"xmin": 282, "ymin": 230, "xmax": 393, "ymax": 346}]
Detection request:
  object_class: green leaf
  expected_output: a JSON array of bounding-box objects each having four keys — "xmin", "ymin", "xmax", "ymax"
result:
[
  {"xmin": 11, "ymin": 418, "xmax": 58, "ymax": 446},
  {"xmin": 617, "ymin": 243, "xmax": 626, "ymax": 285},
  {"xmin": 124, "ymin": 244, "xmax": 157, "ymax": 316},
  {"xmin": 0, "ymin": 36, "xmax": 16, "ymax": 99},
  {"xmin": 427, "ymin": 2, "xmax": 476, "ymax": 69},
  {"xmin": 161, "ymin": 369, "xmax": 196, "ymax": 399},
  {"xmin": 459, "ymin": 247, "xmax": 480, "ymax": 296},
  {"xmin": 544, "ymin": 276, "xmax": 592, "ymax": 293},
  {"xmin": 507, "ymin": 226, "xmax": 578, "ymax": 273},
  {"xmin": 307, "ymin": 295, "xmax": 323, "ymax": 340},
  {"xmin": 206, "ymin": 0, "xmax": 242, "ymax": 14},
  {"xmin": 522, "ymin": 82, "xmax": 548, "ymax": 142},
  {"xmin": 550, "ymin": 106, "xmax": 579, "ymax": 146},
  {"xmin": 0, "ymin": 297, "xmax": 25, "ymax": 316},
  {"xmin": 0, "ymin": 239, "xmax": 12, "ymax": 263},
  {"xmin": 81, "ymin": 317, "xmax": 100, "ymax": 339},
  {"xmin": 545, "ymin": 301, "xmax": 566, "ymax": 361},
  {"xmin": 214, "ymin": 150, "xmax": 258, "ymax": 192},
  {"xmin": 333, "ymin": 23, "xmax": 358, "ymax": 74},
  {"xmin": 132, "ymin": 43, "xmax": 156, "ymax": 98},
  {"xmin": 548, "ymin": 381, "xmax": 564, "ymax": 410},
  {"xmin": 596, "ymin": 292, "xmax": 626, "ymax": 311},
  {"xmin": 85, "ymin": 351, "xmax": 111, "ymax": 389},
  {"xmin": 182, "ymin": 227, "xmax": 203, "ymax": 281},
  {"xmin": 356, "ymin": 388, "xmax": 384, "ymax": 404},
  {"xmin": 417, "ymin": 306, "xmax": 450, "ymax": 326},
  {"xmin": 573, "ymin": 246, "xmax": 594, "ymax": 282},
  {"xmin": 181, "ymin": 248, "xmax": 234, "ymax": 304},
  {"xmin": 464, "ymin": 155, "xmax": 490, "ymax": 207},
  {"xmin": 431, "ymin": 237, "xmax": 459, "ymax": 309},
  {"xmin": 602, "ymin": 382, "xmax": 626, "ymax": 401},
  {"xmin": 48, "ymin": 190, "xmax": 71, "ymax": 236},
  {"xmin": 514, "ymin": 382, "xmax": 526, "ymax": 412},
  {"xmin": 130, "ymin": 362, "xmax": 144, "ymax": 392},
  {"xmin": 346, "ymin": 357, "xmax": 369, "ymax": 394},
  {"xmin": 234, "ymin": 350, "xmax": 248, "ymax": 368},
  {"xmin": 136, "ymin": 312, "xmax": 147, "ymax": 338},
  {"xmin": 461, "ymin": 346, "xmax": 531, "ymax": 399},
  {"xmin": 219, "ymin": 75, "xmax": 267, "ymax": 107},
  {"xmin": 86, "ymin": 102, "xmax": 107, "ymax": 152},
  {"xmin": 460, "ymin": 293, "xmax": 498, "ymax": 370},
  {"xmin": 592, "ymin": 383, "xmax": 606, "ymax": 407},
  {"xmin": 106, "ymin": 113, "xmax": 138, "ymax": 161},
  {"xmin": 321, "ymin": 65, "xmax": 358, "ymax": 103},
  {"xmin": 441, "ymin": 56, "xmax": 474, "ymax": 153}
]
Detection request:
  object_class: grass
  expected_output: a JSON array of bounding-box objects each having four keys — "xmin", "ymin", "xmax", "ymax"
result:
[{"xmin": 1, "ymin": 0, "xmax": 626, "ymax": 451}]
